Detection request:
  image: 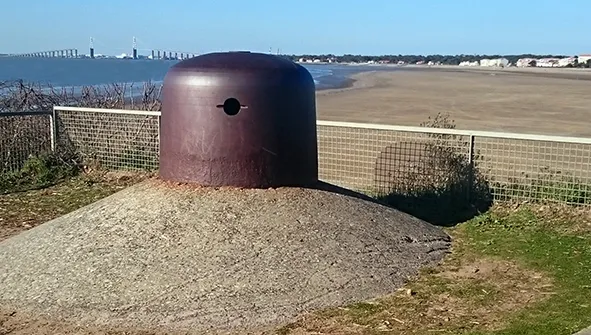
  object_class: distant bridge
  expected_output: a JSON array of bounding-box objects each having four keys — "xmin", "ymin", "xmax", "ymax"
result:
[
  {"xmin": 148, "ymin": 49, "xmax": 197, "ymax": 60},
  {"xmin": 6, "ymin": 49, "xmax": 79, "ymax": 58}
]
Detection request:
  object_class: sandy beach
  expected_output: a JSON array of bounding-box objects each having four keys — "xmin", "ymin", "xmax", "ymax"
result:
[{"xmin": 316, "ymin": 67, "xmax": 591, "ymax": 137}]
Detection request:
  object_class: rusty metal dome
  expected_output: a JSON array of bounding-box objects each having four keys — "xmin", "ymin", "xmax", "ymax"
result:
[{"xmin": 158, "ymin": 51, "xmax": 318, "ymax": 188}]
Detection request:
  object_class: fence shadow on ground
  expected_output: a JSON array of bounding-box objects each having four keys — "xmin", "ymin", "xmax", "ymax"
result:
[
  {"xmin": 314, "ymin": 181, "xmax": 385, "ymax": 204},
  {"xmin": 372, "ymin": 137, "xmax": 493, "ymax": 227}
]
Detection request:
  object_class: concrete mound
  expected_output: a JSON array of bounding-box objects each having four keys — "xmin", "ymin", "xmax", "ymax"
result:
[{"xmin": 0, "ymin": 179, "xmax": 451, "ymax": 334}]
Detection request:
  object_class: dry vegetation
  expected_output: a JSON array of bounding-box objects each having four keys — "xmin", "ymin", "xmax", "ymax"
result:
[
  {"xmin": 0, "ymin": 80, "xmax": 161, "ymax": 183},
  {"xmin": 279, "ymin": 257, "xmax": 554, "ymax": 334},
  {"xmin": 0, "ymin": 79, "xmax": 162, "ymax": 112}
]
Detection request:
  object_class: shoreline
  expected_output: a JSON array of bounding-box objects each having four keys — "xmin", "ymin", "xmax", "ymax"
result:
[
  {"xmin": 315, "ymin": 66, "xmax": 591, "ymax": 137},
  {"xmin": 317, "ymin": 64, "xmax": 591, "ymax": 96},
  {"xmin": 316, "ymin": 70, "xmax": 386, "ymax": 95},
  {"xmin": 397, "ymin": 64, "xmax": 591, "ymax": 81}
]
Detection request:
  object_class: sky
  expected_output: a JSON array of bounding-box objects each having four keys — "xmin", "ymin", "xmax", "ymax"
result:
[{"xmin": 2, "ymin": 0, "xmax": 589, "ymax": 56}]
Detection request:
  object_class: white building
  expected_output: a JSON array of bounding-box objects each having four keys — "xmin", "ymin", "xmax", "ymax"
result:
[
  {"xmin": 578, "ymin": 54, "xmax": 591, "ymax": 64},
  {"xmin": 480, "ymin": 58, "xmax": 509, "ymax": 67},
  {"xmin": 536, "ymin": 58, "xmax": 560, "ymax": 67},
  {"xmin": 516, "ymin": 58, "xmax": 537, "ymax": 67},
  {"xmin": 558, "ymin": 57, "xmax": 577, "ymax": 67},
  {"xmin": 115, "ymin": 53, "xmax": 132, "ymax": 59},
  {"xmin": 459, "ymin": 61, "xmax": 479, "ymax": 66}
]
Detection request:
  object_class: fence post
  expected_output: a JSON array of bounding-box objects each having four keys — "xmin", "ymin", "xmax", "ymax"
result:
[
  {"xmin": 467, "ymin": 134, "xmax": 475, "ymax": 202},
  {"xmin": 157, "ymin": 114, "xmax": 161, "ymax": 164},
  {"xmin": 50, "ymin": 107, "xmax": 57, "ymax": 152}
]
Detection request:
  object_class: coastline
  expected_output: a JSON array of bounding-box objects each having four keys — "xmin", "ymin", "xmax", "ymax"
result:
[
  {"xmin": 316, "ymin": 70, "xmax": 383, "ymax": 95},
  {"xmin": 315, "ymin": 66, "xmax": 591, "ymax": 137},
  {"xmin": 397, "ymin": 64, "xmax": 591, "ymax": 81},
  {"xmin": 316, "ymin": 63, "xmax": 591, "ymax": 96},
  {"xmin": 317, "ymin": 64, "xmax": 591, "ymax": 96}
]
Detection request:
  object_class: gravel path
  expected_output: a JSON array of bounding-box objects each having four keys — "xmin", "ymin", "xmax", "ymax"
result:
[{"xmin": 0, "ymin": 180, "xmax": 451, "ymax": 334}]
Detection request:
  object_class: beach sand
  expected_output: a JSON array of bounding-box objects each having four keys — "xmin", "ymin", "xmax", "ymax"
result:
[{"xmin": 316, "ymin": 67, "xmax": 591, "ymax": 137}]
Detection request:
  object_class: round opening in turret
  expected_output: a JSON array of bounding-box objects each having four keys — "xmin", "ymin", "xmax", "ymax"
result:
[{"xmin": 222, "ymin": 98, "xmax": 241, "ymax": 116}]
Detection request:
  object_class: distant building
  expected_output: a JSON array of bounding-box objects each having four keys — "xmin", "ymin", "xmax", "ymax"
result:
[
  {"xmin": 459, "ymin": 61, "xmax": 479, "ymax": 67},
  {"xmin": 480, "ymin": 58, "xmax": 509, "ymax": 67},
  {"xmin": 115, "ymin": 53, "xmax": 132, "ymax": 59},
  {"xmin": 558, "ymin": 57, "xmax": 577, "ymax": 67},
  {"xmin": 516, "ymin": 58, "xmax": 537, "ymax": 67},
  {"xmin": 536, "ymin": 58, "xmax": 560, "ymax": 67},
  {"xmin": 578, "ymin": 54, "xmax": 591, "ymax": 64}
]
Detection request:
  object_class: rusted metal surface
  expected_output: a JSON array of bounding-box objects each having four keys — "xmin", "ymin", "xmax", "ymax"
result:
[{"xmin": 159, "ymin": 51, "xmax": 318, "ymax": 188}]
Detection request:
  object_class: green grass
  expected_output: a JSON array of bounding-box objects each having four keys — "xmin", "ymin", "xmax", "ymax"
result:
[
  {"xmin": 0, "ymin": 153, "xmax": 80, "ymax": 194},
  {"xmin": 277, "ymin": 206, "xmax": 591, "ymax": 335},
  {"xmin": 463, "ymin": 208, "xmax": 591, "ymax": 335}
]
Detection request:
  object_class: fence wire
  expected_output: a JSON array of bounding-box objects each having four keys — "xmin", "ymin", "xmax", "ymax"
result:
[
  {"xmin": 317, "ymin": 125, "xmax": 472, "ymax": 194},
  {"xmin": 3, "ymin": 107, "xmax": 591, "ymax": 206},
  {"xmin": 474, "ymin": 137, "xmax": 591, "ymax": 204},
  {"xmin": 56, "ymin": 109, "xmax": 159, "ymax": 171},
  {"xmin": 318, "ymin": 123, "xmax": 591, "ymax": 206},
  {"xmin": 0, "ymin": 112, "xmax": 52, "ymax": 174}
]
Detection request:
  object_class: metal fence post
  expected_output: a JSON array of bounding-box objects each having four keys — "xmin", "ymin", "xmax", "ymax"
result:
[
  {"xmin": 157, "ymin": 114, "xmax": 161, "ymax": 161},
  {"xmin": 467, "ymin": 134, "xmax": 475, "ymax": 202},
  {"xmin": 50, "ymin": 107, "xmax": 57, "ymax": 152}
]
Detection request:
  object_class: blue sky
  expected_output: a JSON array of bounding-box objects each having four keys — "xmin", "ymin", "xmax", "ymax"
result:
[{"xmin": 2, "ymin": 0, "xmax": 589, "ymax": 56}]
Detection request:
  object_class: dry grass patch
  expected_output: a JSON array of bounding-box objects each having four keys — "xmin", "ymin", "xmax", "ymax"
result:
[
  {"xmin": 278, "ymin": 253, "xmax": 553, "ymax": 335},
  {"xmin": 277, "ymin": 204, "xmax": 591, "ymax": 335},
  {"xmin": 0, "ymin": 172, "xmax": 151, "ymax": 242}
]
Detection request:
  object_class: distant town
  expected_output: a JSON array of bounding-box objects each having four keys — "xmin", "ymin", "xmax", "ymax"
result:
[
  {"xmin": 286, "ymin": 54, "xmax": 591, "ymax": 68},
  {"xmin": 3, "ymin": 50, "xmax": 590, "ymax": 68},
  {"xmin": 78, "ymin": 52, "xmax": 591, "ymax": 68}
]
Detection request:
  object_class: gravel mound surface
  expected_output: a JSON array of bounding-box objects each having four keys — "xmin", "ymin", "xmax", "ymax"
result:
[{"xmin": 0, "ymin": 180, "xmax": 451, "ymax": 334}]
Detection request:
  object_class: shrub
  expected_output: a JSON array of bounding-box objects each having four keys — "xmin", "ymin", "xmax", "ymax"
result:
[{"xmin": 0, "ymin": 153, "xmax": 80, "ymax": 193}]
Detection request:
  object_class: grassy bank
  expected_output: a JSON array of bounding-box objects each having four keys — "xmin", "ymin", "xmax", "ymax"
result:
[
  {"xmin": 278, "ymin": 205, "xmax": 591, "ymax": 335},
  {"xmin": 1, "ymin": 174, "xmax": 589, "ymax": 334}
]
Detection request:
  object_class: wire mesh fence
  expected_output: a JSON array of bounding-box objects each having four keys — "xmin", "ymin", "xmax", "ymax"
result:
[
  {"xmin": 0, "ymin": 111, "xmax": 53, "ymax": 174},
  {"xmin": 2, "ymin": 106, "xmax": 591, "ymax": 207},
  {"xmin": 474, "ymin": 137, "xmax": 591, "ymax": 204},
  {"xmin": 318, "ymin": 121, "xmax": 591, "ymax": 206},
  {"xmin": 54, "ymin": 107, "xmax": 160, "ymax": 171}
]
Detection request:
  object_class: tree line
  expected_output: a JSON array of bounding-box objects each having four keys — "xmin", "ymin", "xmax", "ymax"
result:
[{"xmin": 282, "ymin": 54, "xmax": 591, "ymax": 67}]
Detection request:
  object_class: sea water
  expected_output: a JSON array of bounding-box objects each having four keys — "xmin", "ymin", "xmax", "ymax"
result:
[{"xmin": 0, "ymin": 57, "xmax": 394, "ymax": 93}]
